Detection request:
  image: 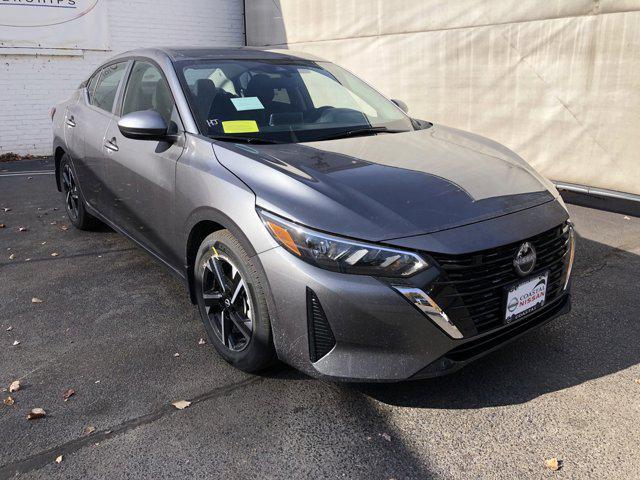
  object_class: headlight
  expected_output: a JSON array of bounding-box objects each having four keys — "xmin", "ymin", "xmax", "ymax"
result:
[{"xmin": 258, "ymin": 210, "xmax": 428, "ymax": 277}]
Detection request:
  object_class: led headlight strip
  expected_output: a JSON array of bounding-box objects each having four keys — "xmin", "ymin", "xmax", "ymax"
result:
[{"xmin": 258, "ymin": 209, "xmax": 428, "ymax": 278}]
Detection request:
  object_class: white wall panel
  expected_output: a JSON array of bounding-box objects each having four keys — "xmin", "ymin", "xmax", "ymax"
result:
[{"xmin": 247, "ymin": 0, "xmax": 640, "ymax": 195}]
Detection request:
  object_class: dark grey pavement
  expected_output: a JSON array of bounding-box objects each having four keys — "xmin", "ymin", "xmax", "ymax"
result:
[{"xmin": 1, "ymin": 160, "xmax": 639, "ymax": 479}]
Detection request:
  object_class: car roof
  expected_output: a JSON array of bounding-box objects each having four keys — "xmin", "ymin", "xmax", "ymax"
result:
[{"xmin": 113, "ymin": 46, "xmax": 326, "ymax": 63}]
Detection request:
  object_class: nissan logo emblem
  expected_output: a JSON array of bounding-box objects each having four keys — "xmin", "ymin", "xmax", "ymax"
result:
[{"xmin": 513, "ymin": 242, "xmax": 536, "ymax": 276}]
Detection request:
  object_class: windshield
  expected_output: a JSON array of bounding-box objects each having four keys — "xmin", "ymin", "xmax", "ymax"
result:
[{"xmin": 176, "ymin": 59, "xmax": 414, "ymax": 143}]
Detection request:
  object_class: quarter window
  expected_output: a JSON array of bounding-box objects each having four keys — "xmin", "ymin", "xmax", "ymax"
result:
[
  {"xmin": 86, "ymin": 71, "xmax": 100, "ymax": 103},
  {"xmin": 90, "ymin": 62, "xmax": 127, "ymax": 112}
]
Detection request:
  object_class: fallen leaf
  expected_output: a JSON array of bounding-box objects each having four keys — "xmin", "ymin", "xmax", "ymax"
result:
[
  {"xmin": 635, "ymin": 378, "xmax": 640, "ymax": 385},
  {"xmin": 60, "ymin": 225, "xmax": 69, "ymax": 231},
  {"xmin": 27, "ymin": 408, "xmax": 46, "ymax": 420},
  {"xmin": 3, "ymin": 396, "xmax": 15, "ymax": 406},
  {"xmin": 62, "ymin": 388, "xmax": 75, "ymax": 402},
  {"xmin": 84, "ymin": 425, "xmax": 96, "ymax": 435},
  {"xmin": 9, "ymin": 254, "xmax": 15, "ymax": 260},
  {"xmin": 50, "ymin": 252, "xmax": 59, "ymax": 257},
  {"xmin": 9, "ymin": 380, "xmax": 20, "ymax": 393},
  {"xmin": 32, "ymin": 297, "xmax": 43, "ymax": 304},
  {"xmin": 544, "ymin": 458, "xmax": 562, "ymax": 471},
  {"xmin": 12, "ymin": 340, "xmax": 20, "ymax": 346},
  {"xmin": 172, "ymin": 400, "xmax": 191, "ymax": 410},
  {"xmin": 55, "ymin": 455, "xmax": 63, "ymax": 464},
  {"xmin": 380, "ymin": 433, "xmax": 391, "ymax": 442},
  {"xmin": 18, "ymin": 227, "xmax": 27, "ymax": 232}
]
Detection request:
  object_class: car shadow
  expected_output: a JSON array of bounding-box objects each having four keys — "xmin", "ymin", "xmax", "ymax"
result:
[{"xmin": 351, "ymin": 234, "xmax": 640, "ymax": 408}]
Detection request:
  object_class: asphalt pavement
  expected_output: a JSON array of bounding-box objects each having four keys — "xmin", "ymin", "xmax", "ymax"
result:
[{"xmin": 1, "ymin": 159, "xmax": 639, "ymax": 479}]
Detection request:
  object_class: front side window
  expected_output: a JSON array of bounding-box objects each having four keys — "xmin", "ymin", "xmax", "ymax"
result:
[
  {"xmin": 122, "ymin": 60, "xmax": 178, "ymax": 128},
  {"xmin": 176, "ymin": 59, "xmax": 414, "ymax": 143},
  {"xmin": 90, "ymin": 62, "xmax": 127, "ymax": 112}
]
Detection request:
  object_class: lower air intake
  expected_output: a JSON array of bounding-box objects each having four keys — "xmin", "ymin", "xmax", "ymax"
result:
[{"xmin": 306, "ymin": 288, "xmax": 336, "ymax": 362}]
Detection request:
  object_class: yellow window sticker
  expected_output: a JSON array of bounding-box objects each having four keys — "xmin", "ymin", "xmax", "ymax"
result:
[{"xmin": 222, "ymin": 120, "xmax": 259, "ymax": 134}]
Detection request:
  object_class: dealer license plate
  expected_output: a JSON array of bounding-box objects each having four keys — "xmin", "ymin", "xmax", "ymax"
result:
[{"xmin": 504, "ymin": 271, "xmax": 548, "ymax": 324}]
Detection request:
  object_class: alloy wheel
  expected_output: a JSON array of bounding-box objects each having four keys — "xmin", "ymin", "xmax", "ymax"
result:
[
  {"xmin": 61, "ymin": 163, "xmax": 80, "ymax": 221},
  {"xmin": 200, "ymin": 250, "xmax": 254, "ymax": 352}
]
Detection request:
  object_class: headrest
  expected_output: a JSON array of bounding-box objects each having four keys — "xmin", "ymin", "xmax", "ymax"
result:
[
  {"xmin": 246, "ymin": 74, "xmax": 274, "ymax": 99},
  {"xmin": 196, "ymin": 78, "xmax": 216, "ymax": 98}
]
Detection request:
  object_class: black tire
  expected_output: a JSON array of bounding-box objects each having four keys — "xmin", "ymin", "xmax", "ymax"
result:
[
  {"xmin": 59, "ymin": 154, "xmax": 101, "ymax": 230},
  {"xmin": 194, "ymin": 230, "xmax": 275, "ymax": 372}
]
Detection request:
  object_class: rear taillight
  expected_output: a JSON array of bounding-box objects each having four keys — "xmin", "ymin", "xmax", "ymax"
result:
[{"xmin": 49, "ymin": 107, "xmax": 56, "ymax": 122}]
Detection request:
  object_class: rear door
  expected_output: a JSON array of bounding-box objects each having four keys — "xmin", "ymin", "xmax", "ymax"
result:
[
  {"xmin": 103, "ymin": 59, "xmax": 186, "ymax": 266},
  {"xmin": 64, "ymin": 73, "xmax": 99, "ymax": 165},
  {"xmin": 71, "ymin": 61, "xmax": 129, "ymax": 214}
]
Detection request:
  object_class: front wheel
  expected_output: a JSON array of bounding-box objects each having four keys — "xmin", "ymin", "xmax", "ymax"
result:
[
  {"xmin": 59, "ymin": 154, "xmax": 100, "ymax": 230},
  {"xmin": 194, "ymin": 230, "xmax": 275, "ymax": 372}
]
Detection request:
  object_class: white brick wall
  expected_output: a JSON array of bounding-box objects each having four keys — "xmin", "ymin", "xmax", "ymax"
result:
[{"xmin": 0, "ymin": 0, "xmax": 245, "ymax": 156}]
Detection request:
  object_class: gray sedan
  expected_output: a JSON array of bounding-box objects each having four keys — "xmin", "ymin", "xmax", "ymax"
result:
[{"xmin": 51, "ymin": 47, "xmax": 574, "ymax": 381}]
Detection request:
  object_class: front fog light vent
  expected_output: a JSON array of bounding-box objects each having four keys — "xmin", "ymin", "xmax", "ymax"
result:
[{"xmin": 306, "ymin": 288, "xmax": 336, "ymax": 362}]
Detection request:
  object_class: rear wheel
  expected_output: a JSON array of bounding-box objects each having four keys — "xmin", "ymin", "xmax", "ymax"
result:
[
  {"xmin": 194, "ymin": 230, "xmax": 275, "ymax": 372},
  {"xmin": 59, "ymin": 154, "xmax": 100, "ymax": 230}
]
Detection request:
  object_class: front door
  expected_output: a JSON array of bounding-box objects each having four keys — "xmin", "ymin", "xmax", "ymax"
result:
[{"xmin": 103, "ymin": 60, "xmax": 186, "ymax": 267}]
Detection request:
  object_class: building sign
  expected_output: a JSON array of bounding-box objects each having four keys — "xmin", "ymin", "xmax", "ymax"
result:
[{"xmin": 0, "ymin": 0, "xmax": 109, "ymax": 50}]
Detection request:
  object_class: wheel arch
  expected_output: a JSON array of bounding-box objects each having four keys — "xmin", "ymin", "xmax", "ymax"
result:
[
  {"xmin": 184, "ymin": 208, "xmax": 258, "ymax": 304},
  {"xmin": 54, "ymin": 146, "xmax": 66, "ymax": 192}
]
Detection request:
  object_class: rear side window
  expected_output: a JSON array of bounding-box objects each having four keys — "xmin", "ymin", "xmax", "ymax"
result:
[
  {"xmin": 122, "ymin": 60, "xmax": 178, "ymax": 127},
  {"xmin": 90, "ymin": 62, "xmax": 128, "ymax": 112},
  {"xmin": 86, "ymin": 72, "xmax": 100, "ymax": 102}
]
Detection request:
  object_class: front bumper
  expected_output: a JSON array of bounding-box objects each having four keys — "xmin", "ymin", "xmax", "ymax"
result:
[{"xmin": 258, "ymin": 246, "xmax": 571, "ymax": 382}]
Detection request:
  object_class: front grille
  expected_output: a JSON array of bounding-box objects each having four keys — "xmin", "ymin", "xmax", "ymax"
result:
[
  {"xmin": 306, "ymin": 288, "xmax": 336, "ymax": 362},
  {"xmin": 445, "ymin": 294, "xmax": 569, "ymax": 362},
  {"xmin": 430, "ymin": 222, "xmax": 570, "ymax": 335},
  {"xmin": 411, "ymin": 294, "xmax": 571, "ymax": 378}
]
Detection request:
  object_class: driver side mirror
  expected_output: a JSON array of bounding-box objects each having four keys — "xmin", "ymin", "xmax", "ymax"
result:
[
  {"xmin": 391, "ymin": 99, "xmax": 409, "ymax": 114},
  {"xmin": 118, "ymin": 110, "xmax": 169, "ymax": 141}
]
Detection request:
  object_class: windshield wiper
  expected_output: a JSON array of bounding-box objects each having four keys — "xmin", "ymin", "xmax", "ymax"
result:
[
  {"xmin": 314, "ymin": 127, "xmax": 409, "ymax": 142},
  {"xmin": 208, "ymin": 135, "xmax": 282, "ymax": 145}
]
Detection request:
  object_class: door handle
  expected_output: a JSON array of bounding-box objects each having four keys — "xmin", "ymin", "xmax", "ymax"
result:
[
  {"xmin": 104, "ymin": 137, "xmax": 119, "ymax": 152},
  {"xmin": 66, "ymin": 115, "xmax": 76, "ymax": 128}
]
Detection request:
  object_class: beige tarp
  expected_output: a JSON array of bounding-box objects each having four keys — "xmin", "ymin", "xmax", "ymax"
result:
[{"xmin": 246, "ymin": 0, "xmax": 640, "ymax": 196}]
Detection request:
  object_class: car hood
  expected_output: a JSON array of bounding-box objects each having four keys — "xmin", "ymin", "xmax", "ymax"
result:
[{"xmin": 213, "ymin": 124, "xmax": 559, "ymax": 242}]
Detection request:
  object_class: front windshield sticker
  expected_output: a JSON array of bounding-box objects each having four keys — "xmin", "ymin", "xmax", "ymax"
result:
[
  {"xmin": 230, "ymin": 97, "xmax": 265, "ymax": 111},
  {"xmin": 222, "ymin": 120, "xmax": 260, "ymax": 134}
]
